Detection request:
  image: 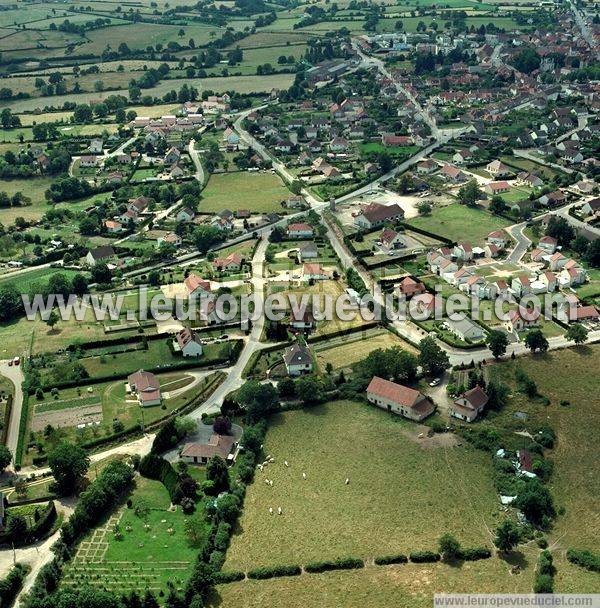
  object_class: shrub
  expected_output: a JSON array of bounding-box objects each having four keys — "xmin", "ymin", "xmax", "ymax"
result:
[
  {"xmin": 566, "ymin": 548, "xmax": 600, "ymax": 573},
  {"xmin": 533, "ymin": 573, "xmax": 553, "ymax": 593},
  {"xmin": 247, "ymin": 565, "xmax": 301, "ymax": 579},
  {"xmin": 0, "ymin": 563, "xmax": 29, "ymax": 606},
  {"xmin": 458, "ymin": 547, "xmax": 491, "ymax": 561},
  {"xmin": 214, "ymin": 570, "xmax": 245, "ymax": 584},
  {"xmin": 409, "ymin": 551, "xmax": 440, "ymax": 563},
  {"xmin": 304, "ymin": 557, "xmax": 364, "ymax": 573},
  {"xmin": 537, "ymin": 550, "xmax": 555, "ymax": 577},
  {"xmin": 374, "ymin": 554, "xmax": 408, "ymax": 566}
]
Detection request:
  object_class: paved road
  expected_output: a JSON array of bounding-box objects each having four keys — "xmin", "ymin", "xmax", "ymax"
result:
[
  {"xmin": 505, "ymin": 222, "xmax": 532, "ymax": 263},
  {"xmin": 551, "ymin": 199, "xmax": 600, "ymax": 240},
  {"xmin": 0, "ymin": 360, "xmax": 24, "ymax": 468},
  {"xmin": 188, "ymin": 138, "xmax": 206, "ymax": 186},
  {"xmin": 187, "ymin": 235, "xmax": 271, "ymax": 415},
  {"xmin": 569, "ymin": 0, "xmax": 599, "ymax": 60}
]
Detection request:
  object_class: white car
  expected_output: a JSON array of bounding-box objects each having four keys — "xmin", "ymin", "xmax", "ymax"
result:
[{"xmin": 429, "ymin": 378, "xmax": 441, "ymax": 387}]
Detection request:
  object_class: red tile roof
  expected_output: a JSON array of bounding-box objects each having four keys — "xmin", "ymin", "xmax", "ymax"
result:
[{"xmin": 367, "ymin": 376, "xmax": 425, "ymax": 408}]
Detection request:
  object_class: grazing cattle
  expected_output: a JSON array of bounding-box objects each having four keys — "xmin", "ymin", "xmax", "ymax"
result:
[
  {"xmin": 278, "ymin": 507, "xmax": 282, "ymax": 515},
  {"xmin": 302, "ymin": 472, "xmax": 306, "ymax": 479},
  {"xmin": 284, "ymin": 460, "xmax": 289, "ymax": 467},
  {"xmin": 345, "ymin": 478, "xmax": 350, "ymax": 485},
  {"xmin": 269, "ymin": 507, "xmax": 273, "ymax": 515}
]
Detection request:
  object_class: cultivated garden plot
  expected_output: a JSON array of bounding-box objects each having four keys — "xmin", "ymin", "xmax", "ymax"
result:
[{"xmin": 62, "ymin": 477, "xmax": 204, "ymax": 595}]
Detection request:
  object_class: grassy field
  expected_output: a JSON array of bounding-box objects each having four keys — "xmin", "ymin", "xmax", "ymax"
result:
[
  {"xmin": 313, "ymin": 327, "xmax": 418, "ymax": 371},
  {"xmin": 200, "ymin": 171, "xmax": 289, "ymax": 214},
  {"xmin": 407, "ymin": 204, "xmax": 511, "ymax": 244},
  {"xmin": 487, "ymin": 346, "xmax": 600, "ymax": 592},
  {"xmin": 215, "ymin": 558, "xmax": 535, "ymax": 607},
  {"xmin": 0, "ymin": 177, "xmax": 55, "ymax": 223},
  {"xmin": 225, "ymin": 400, "xmax": 500, "ymax": 571}
]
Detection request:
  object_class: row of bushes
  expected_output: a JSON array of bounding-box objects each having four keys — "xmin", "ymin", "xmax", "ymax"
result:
[
  {"xmin": 247, "ymin": 565, "xmax": 301, "ymax": 580},
  {"xmin": 0, "ymin": 563, "xmax": 29, "ymax": 607},
  {"xmin": 534, "ymin": 550, "xmax": 555, "ymax": 593},
  {"xmin": 567, "ymin": 548, "xmax": 600, "ymax": 573},
  {"xmin": 408, "ymin": 551, "xmax": 441, "ymax": 563},
  {"xmin": 304, "ymin": 557, "xmax": 364, "ymax": 573}
]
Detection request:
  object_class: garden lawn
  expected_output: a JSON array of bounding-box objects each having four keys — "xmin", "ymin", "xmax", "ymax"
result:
[
  {"xmin": 224, "ymin": 400, "xmax": 500, "ymax": 571},
  {"xmin": 407, "ymin": 204, "xmax": 511, "ymax": 244},
  {"xmin": 199, "ymin": 171, "xmax": 289, "ymax": 214}
]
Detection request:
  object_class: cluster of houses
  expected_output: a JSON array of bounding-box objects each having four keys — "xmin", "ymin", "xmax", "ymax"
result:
[
  {"xmin": 527, "ymin": 235, "xmax": 588, "ymax": 290},
  {"xmin": 103, "ymin": 196, "xmax": 151, "ymax": 233}
]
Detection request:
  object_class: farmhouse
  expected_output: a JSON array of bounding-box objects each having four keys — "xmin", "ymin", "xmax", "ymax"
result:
[
  {"xmin": 450, "ymin": 385, "xmax": 489, "ymax": 422},
  {"xmin": 127, "ymin": 370, "xmax": 162, "ymax": 407},
  {"xmin": 354, "ymin": 202, "xmax": 404, "ymax": 229},
  {"xmin": 366, "ymin": 376, "xmax": 434, "ymax": 422},
  {"xmin": 283, "ymin": 343, "xmax": 313, "ymax": 376},
  {"xmin": 181, "ymin": 434, "xmax": 237, "ymax": 465}
]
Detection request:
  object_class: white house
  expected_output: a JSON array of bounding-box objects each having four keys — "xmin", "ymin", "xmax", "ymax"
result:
[
  {"xmin": 283, "ymin": 343, "xmax": 313, "ymax": 376},
  {"xmin": 174, "ymin": 328, "xmax": 203, "ymax": 357},
  {"xmin": 450, "ymin": 385, "xmax": 489, "ymax": 422}
]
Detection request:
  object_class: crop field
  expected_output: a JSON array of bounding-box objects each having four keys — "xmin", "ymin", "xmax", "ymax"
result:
[
  {"xmin": 487, "ymin": 346, "xmax": 600, "ymax": 592},
  {"xmin": 407, "ymin": 204, "xmax": 511, "ymax": 245},
  {"xmin": 62, "ymin": 476, "xmax": 208, "ymax": 595},
  {"xmin": 224, "ymin": 400, "xmax": 500, "ymax": 571},
  {"xmin": 200, "ymin": 171, "xmax": 289, "ymax": 214}
]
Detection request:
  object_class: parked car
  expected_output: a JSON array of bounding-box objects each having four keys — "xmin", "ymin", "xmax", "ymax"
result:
[{"xmin": 429, "ymin": 378, "xmax": 440, "ymax": 387}]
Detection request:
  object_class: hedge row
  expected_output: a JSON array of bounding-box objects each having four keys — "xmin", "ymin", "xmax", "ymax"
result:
[
  {"xmin": 247, "ymin": 565, "xmax": 301, "ymax": 580},
  {"xmin": 139, "ymin": 454, "xmax": 179, "ymax": 502},
  {"xmin": 409, "ymin": 551, "xmax": 441, "ymax": 563},
  {"xmin": 459, "ymin": 547, "xmax": 491, "ymax": 561},
  {"xmin": 304, "ymin": 557, "xmax": 364, "ymax": 573},
  {"xmin": 306, "ymin": 321, "xmax": 380, "ymax": 345},
  {"xmin": 0, "ymin": 395, "xmax": 12, "ymax": 445},
  {"xmin": 214, "ymin": 570, "xmax": 246, "ymax": 584},
  {"xmin": 567, "ymin": 548, "xmax": 600, "ymax": 573},
  {"xmin": 0, "ymin": 563, "xmax": 29, "ymax": 607},
  {"xmin": 374, "ymin": 553, "xmax": 408, "ymax": 565}
]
